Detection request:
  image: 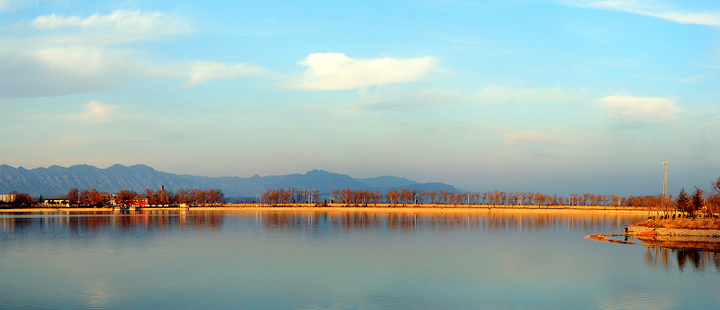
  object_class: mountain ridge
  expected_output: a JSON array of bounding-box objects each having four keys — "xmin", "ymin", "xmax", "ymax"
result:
[{"xmin": 0, "ymin": 164, "xmax": 458, "ymax": 198}]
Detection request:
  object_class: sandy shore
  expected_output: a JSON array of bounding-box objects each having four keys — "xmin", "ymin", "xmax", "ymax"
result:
[{"xmin": 0, "ymin": 203, "xmax": 650, "ymax": 215}]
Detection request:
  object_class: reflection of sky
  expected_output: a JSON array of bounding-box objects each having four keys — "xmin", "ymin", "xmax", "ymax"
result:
[{"xmin": 1, "ymin": 211, "xmax": 718, "ymax": 309}]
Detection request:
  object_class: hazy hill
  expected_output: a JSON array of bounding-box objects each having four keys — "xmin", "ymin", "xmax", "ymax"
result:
[{"xmin": 0, "ymin": 165, "xmax": 458, "ymax": 198}]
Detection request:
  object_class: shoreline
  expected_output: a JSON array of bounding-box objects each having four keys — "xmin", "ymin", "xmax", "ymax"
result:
[{"xmin": 0, "ymin": 203, "xmax": 650, "ymax": 215}]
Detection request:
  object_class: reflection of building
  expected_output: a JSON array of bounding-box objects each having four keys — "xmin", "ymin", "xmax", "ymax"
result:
[
  {"xmin": 129, "ymin": 198, "xmax": 149, "ymax": 206},
  {"xmin": 0, "ymin": 194, "xmax": 16, "ymax": 203},
  {"xmin": 44, "ymin": 199, "xmax": 70, "ymax": 207},
  {"xmin": 119, "ymin": 198, "xmax": 149, "ymax": 207}
]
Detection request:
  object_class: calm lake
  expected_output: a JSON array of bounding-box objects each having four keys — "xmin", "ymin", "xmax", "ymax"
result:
[{"xmin": 1, "ymin": 210, "xmax": 719, "ymax": 309}]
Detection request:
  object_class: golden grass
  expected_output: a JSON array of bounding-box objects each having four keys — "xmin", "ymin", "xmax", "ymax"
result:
[{"xmin": 636, "ymin": 218, "xmax": 720, "ymax": 230}]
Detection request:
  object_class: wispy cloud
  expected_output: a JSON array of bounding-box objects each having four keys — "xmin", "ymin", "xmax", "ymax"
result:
[
  {"xmin": 599, "ymin": 95, "xmax": 682, "ymax": 123},
  {"xmin": 359, "ymin": 87, "xmax": 460, "ymax": 110},
  {"xmin": 504, "ymin": 130, "xmax": 561, "ymax": 146},
  {"xmin": 292, "ymin": 53, "xmax": 437, "ymax": 90},
  {"xmin": 32, "ymin": 9, "xmax": 194, "ymax": 37},
  {"xmin": 474, "ymin": 85, "xmax": 578, "ymax": 104},
  {"xmin": 183, "ymin": 61, "xmax": 265, "ymax": 88},
  {"xmin": 352, "ymin": 85, "xmax": 580, "ymax": 111},
  {"xmin": 571, "ymin": 1, "xmax": 720, "ymax": 27}
]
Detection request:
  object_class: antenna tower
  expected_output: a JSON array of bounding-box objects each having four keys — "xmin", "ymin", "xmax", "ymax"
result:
[{"xmin": 663, "ymin": 161, "xmax": 668, "ymax": 199}]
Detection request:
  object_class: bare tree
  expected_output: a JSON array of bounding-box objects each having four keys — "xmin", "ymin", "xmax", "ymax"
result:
[
  {"xmin": 386, "ymin": 189, "xmax": 400, "ymax": 205},
  {"xmin": 712, "ymin": 177, "xmax": 720, "ymax": 194},
  {"xmin": 64, "ymin": 188, "xmax": 79, "ymax": 205},
  {"xmin": 115, "ymin": 190, "xmax": 138, "ymax": 206}
]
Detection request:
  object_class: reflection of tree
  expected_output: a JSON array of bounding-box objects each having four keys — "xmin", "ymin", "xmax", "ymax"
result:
[
  {"xmin": 1, "ymin": 211, "xmax": 226, "ymax": 234},
  {"xmin": 644, "ymin": 246, "xmax": 720, "ymax": 272},
  {"xmin": 257, "ymin": 211, "xmax": 639, "ymax": 234}
]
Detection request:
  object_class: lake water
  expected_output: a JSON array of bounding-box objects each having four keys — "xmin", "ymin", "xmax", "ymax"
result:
[{"xmin": 1, "ymin": 210, "xmax": 719, "ymax": 309}]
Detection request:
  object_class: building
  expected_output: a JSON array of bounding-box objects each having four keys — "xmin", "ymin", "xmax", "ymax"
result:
[
  {"xmin": 111, "ymin": 196, "xmax": 149, "ymax": 207},
  {"xmin": 0, "ymin": 194, "xmax": 16, "ymax": 203}
]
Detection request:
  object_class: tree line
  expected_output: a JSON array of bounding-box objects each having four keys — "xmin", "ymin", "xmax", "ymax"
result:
[
  {"xmin": 260, "ymin": 187, "xmax": 674, "ymax": 208},
  {"xmin": 6, "ymin": 187, "xmax": 226, "ymax": 207},
  {"xmin": 259, "ymin": 176, "xmax": 720, "ymax": 216}
]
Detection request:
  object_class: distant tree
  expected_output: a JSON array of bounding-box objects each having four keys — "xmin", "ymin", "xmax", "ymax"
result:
[
  {"xmin": 207, "ymin": 189, "xmax": 224, "ymax": 204},
  {"xmin": 192, "ymin": 189, "xmax": 206, "ymax": 204},
  {"xmin": 79, "ymin": 189, "xmax": 90, "ymax": 205},
  {"xmin": 10, "ymin": 191, "xmax": 34, "ymax": 207},
  {"xmin": 115, "ymin": 190, "xmax": 138, "ymax": 206},
  {"xmin": 386, "ymin": 189, "xmax": 400, "ymax": 205},
  {"xmin": 706, "ymin": 191, "xmax": 720, "ymax": 217},
  {"xmin": 691, "ymin": 187, "xmax": 704, "ymax": 217},
  {"xmin": 175, "ymin": 189, "xmax": 191, "ymax": 204},
  {"xmin": 533, "ymin": 192, "xmax": 545, "ymax": 206},
  {"xmin": 470, "ymin": 192, "xmax": 480, "ymax": 205},
  {"xmin": 311, "ymin": 190, "xmax": 320, "ymax": 204},
  {"xmin": 372, "ymin": 191, "xmax": 383, "ymax": 205},
  {"xmin": 400, "ymin": 189, "xmax": 413, "ymax": 205},
  {"xmin": 340, "ymin": 188, "xmax": 353, "ymax": 204},
  {"xmin": 145, "ymin": 189, "xmax": 159, "ymax": 205},
  {"xmin": 160, "ymin": 189, "xmax": 170, "ymax": 205},
  {"xmin": 712, "ymin": 176, "xmax": 720, "ymax": 194},
  {"xmin": 676, "ymin": 188, "xmax": 691, "ymax": 216},
  {"xmin": 88, "ymin": 189, "xmax": 109, "ymax": 206},
  {"xmin": 523, "ymin": 192, "xmax": 534, "ymax": 205},
  {"xmin": 64, "ymin": 188, "xmax": 79, "ymax": 205},
  {"xmin": 331, "ymin": 189, "xmax": 341, "ymax": 204},
  {"xmin": 427, "ymin": 190, "xmax": 438, "ymax": 204}
]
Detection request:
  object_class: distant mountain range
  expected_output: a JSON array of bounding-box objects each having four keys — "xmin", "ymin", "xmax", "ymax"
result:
[{"xmin": 0, "ymin": 164, "xmax": 458, "ymax": 199}]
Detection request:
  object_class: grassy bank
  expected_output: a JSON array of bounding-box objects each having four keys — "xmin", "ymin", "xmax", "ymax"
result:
[{"xmin": 635, "ymin": 218, "xmax": 720, "ymax": 230}]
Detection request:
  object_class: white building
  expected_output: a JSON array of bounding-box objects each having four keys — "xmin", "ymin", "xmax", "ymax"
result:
[{"xmin": 0, "ymin": 194, "xmax": 16, "ymax": 203}]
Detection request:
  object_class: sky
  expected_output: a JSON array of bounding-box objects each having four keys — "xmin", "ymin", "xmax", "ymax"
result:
[{"xmin": 1, "ymin": 0, "xmax": 719, "ymax": 196}]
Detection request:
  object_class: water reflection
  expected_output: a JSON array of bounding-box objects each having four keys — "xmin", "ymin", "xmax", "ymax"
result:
[
  {"xmin": 644, "ymin": 245, "xmax": 720, "ymax": 272},
  {"xmin": 2, "ymin": 210, "xmax": 718, "ymax": 309},
  {"xmin": 1, "ymin": 210, "xmax": 225, "ymax": 238},
  {"xmin": 2, "ymin": 210, "xmax": 640, "ymax": 237},
  {"xmin": 260, "ymin": 211, "xmax": 636, "ymax": 233}
]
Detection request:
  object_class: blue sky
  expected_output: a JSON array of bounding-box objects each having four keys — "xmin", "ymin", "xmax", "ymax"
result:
[{"xmin": 1, "ymin": 0, "xmax": 718, "ymax": 196}]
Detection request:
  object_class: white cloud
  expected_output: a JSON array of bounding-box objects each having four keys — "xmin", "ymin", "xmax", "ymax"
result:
[
  {"xmin": 32, "ymin": 9, "xmax": 193, "ymax": 36},
  {"xmin": 0, "ymin": 0, "xmax": 23, "ymax": 13},
  {"xmin": 184, "ymin": 61, "xmax": 265, "ymax": 87},
  {"xmin": 475, "ymin": 85, "xmax": 577, "ymax": 104},
  {"xmin": 599, "ymin": 95, "xmax": 682, "ymax": 122},
  {"xmin": 27, "ymin": 100, "xmax": 122, "ymax": 125},
  {"xmin": 575, "ymin": 1, "xmax": 720, "ymax": 26},
  {"xmin": 504, "ymin": 130, "xmax": 562, "ymax": 146},
  {"xmin": 33, "ymin": 46, "xmax": 107, "ymax": 76},
  {"xmin": 0, "ymin": 46, "xmax": 131, "ymax": 98},
  {"xmin": 80, "ymin": 101, "xmax": 117, "ymax": 124},
  {"xmin": 0, "ymin": 8, "xmax": 267, "ymax": 97},
  {"xmin": 294, "ymin": 53, "xmax": 437, "ymax": 90}
]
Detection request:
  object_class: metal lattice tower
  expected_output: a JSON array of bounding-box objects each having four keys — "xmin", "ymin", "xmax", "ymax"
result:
[{"xmin": 663, "ymin": 161, "xmax": 668, "ymax": 199}]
